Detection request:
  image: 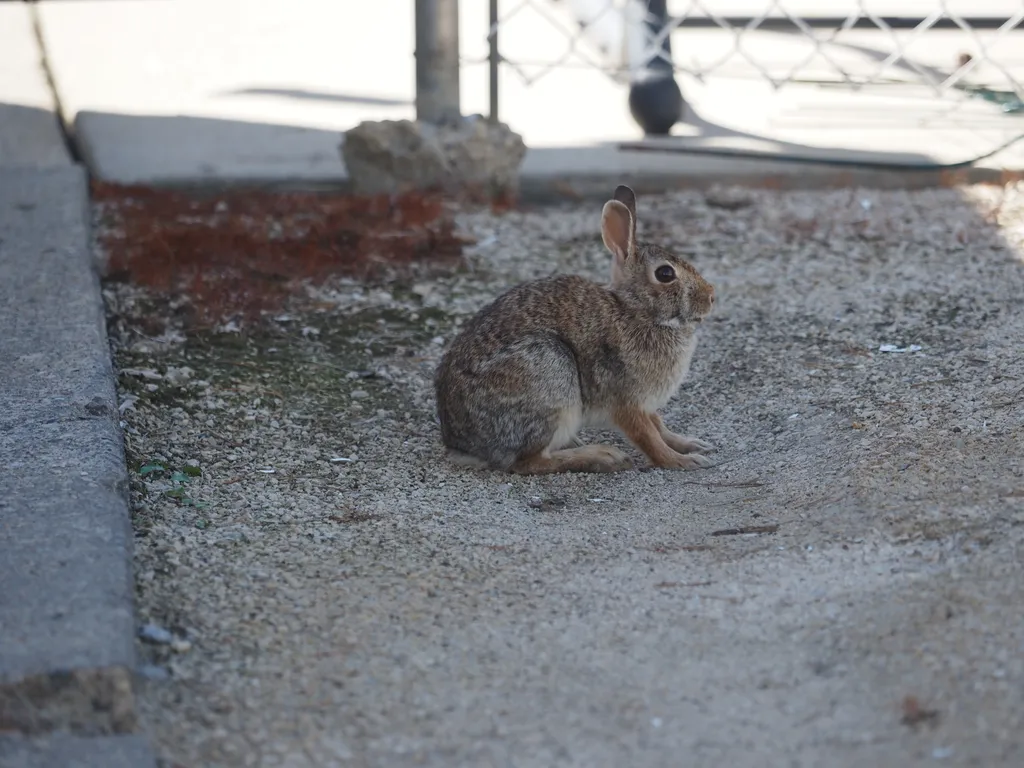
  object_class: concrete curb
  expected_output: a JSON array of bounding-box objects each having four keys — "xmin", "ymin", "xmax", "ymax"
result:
[
  {"xmin": 0, "ymin": 167, "xmax": 154, "ymax": 767},
  {"xmin": 76, "ymin": 126, "xmax": 1024, "ymax": 198},
  {"xmin": 0, "ymin": 734, "xmax": 155, "ymax": 768}
]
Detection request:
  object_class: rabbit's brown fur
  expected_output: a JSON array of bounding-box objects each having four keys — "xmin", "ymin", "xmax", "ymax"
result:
[{"xmin": 434, "ymin": 185, "xmax": 715, "ymax": 474}]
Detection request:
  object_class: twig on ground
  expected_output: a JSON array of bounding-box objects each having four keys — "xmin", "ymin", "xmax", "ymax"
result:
[
  {"xmin": 679, "ymin": 479, "xmax": 765, "ymax": 489},
  {"xmin": 709, "ymin": 524, "xmax": 779, "ymax": 537}
]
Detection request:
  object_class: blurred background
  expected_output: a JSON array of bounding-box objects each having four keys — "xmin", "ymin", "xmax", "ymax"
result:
[{"xmin": 11, "ymin": 0, "xmax": 1024, "ymax": 184}]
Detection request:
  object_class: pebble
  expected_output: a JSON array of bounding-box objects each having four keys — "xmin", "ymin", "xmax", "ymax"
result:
[
  {"xmin": 139, "ymin": 623, "xmax": 174, "ymax": 645},
  {"xmin": 704, "ymin": 185, "xmax": 753, "ymax": 210},
  {"xmin": 350, "ymin": 390, "xmax": 369, "ymax": 400},
  {"xmin": 138, "ymin": 664, "xmax": 171, "ymax": 681},
  {"xmin": 165, "ymin": 366, "xmax": 194, "ymax": 385}
]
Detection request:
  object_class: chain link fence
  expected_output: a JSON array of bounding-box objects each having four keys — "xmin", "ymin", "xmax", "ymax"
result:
[{"xmin": 479, "ymin": 1, "xmax": 1024, "ymax": 133}]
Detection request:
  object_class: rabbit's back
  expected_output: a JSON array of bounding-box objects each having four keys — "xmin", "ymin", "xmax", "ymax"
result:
[
  {"xmin": 437, "ymin": 275, "xmax": 643, "ymax": 402},
  {"xmin": 447, "ymin": 275, "xmax": 620, "ymax": 357}
]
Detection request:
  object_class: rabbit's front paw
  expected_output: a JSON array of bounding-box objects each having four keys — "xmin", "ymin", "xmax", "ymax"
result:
[
  {"xmin": 657, "ymin": 451, "xmax": 714, "ymax": 471},
  {"xmin": 663, "ymin": 432, "xmax": 714, "ymax": 455}
]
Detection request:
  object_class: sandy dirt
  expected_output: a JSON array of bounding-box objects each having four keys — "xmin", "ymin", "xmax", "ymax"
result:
[{"xmin": 104, "ymin": 184, "xmax": 1024, "ymax": 768}]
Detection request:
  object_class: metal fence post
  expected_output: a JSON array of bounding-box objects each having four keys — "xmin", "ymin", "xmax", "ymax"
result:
[
  {"xmin": 488, "ymin": 0, "xmax": 500, "ymax": 123},
  {"xmin": 627, "ymin": 0, "xmax": 683, "ymax": 135},
  {"xmin": 415, "ymin": 0, "xmax": 462, "ymax": 124}
]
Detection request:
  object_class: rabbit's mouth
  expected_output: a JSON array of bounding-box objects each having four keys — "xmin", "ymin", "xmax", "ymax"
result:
[
  {"xmin": 681, "ymin": 307, "xmax": 708, "ymax": 324},
  {"xmin": 660, "ymin": 314, "xmax": 704, "ymax": 328}
]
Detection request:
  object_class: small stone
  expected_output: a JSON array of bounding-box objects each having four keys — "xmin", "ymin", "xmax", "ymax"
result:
[
  {"xmin": 350, "ymin": 390, "xmax": 369, "ymax": 400},
  {"xmin": 705, "ymin": 185, "xmax": 753, "ymax": 210},
  {"xmin": 121, "ymin": 367, "xmax": 163, "ymax": 381},
  {"xmin": 139, "ymin": 623, "xmax": 173, "ymax": 645},
  {"xmin": 170, "ymin": 638, "xmax": 193, "ymax": 653},
  {"xmin": 138, "ymin": 664, "xmax": 171, "ymax": 681},
  {"xmin": 318, "ymin": 735, "xmax": 354, "ymax": 760},
  {"xmin": 165, "ymin": 366, "xmax": 194, "ymax": 385}
]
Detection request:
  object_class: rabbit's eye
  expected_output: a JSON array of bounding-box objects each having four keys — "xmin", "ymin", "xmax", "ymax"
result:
[{"xmin": 654, "ymin": 265, "xmax": 676, "ymax": 283}]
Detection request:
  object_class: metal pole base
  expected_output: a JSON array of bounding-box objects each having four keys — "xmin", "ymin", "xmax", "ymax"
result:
[
  {"xmin": 627, "ymin": 0, "xmax": 683, "ymax": 136},
  {"xmin": 628, "ymin": 76, "xmax": 683, "ymax": 135}
]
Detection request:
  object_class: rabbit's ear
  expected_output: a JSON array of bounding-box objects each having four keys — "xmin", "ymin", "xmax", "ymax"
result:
[
  {"xmin": 613, "ymin": 186, "xmax": 637, "ymax": 247},
  {"xmin": 601, "ymin": 200, "xmax": 634, "ymax": 263},
  {"xmin": 613, "ymin": 185, "xmax": 637, "ymax": 222}
]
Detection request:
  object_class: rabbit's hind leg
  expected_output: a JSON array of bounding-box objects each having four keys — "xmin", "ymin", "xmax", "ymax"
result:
[
  {"xmin": 512, "ymin": 405, "xmax": 632, "ymax": 474},
  {"xmin": 446, "ymin": 334, "xmax": 630, "ymax": 474},
  {"xmin": 502, "ymin": 341, "xmax": 629, "ymax": 474},
  {"xmin": 498, "ymin": 399, "xmax": 623, "ymax": 474},
  {"xmin": 512, "ymin": 440, "xmax": 632, "ymax": 475},
  {"xmin": 512, "ymin": 405, "xmax": 630, "ymax": 473}
]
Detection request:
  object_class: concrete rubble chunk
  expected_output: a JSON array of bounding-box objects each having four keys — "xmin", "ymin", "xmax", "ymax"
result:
[
  {"xmin": 0, "ymin": 168, "xmax": 143, "ymax": 760},
  {"xmin": 340, "ymin": 116, "xmax": 527, "ymax": 198}
]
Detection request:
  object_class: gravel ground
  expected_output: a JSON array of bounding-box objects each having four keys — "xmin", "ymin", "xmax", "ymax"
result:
[{"xmin": 104, "ymin": 184, "xmax": 1024, "ymax": 768}]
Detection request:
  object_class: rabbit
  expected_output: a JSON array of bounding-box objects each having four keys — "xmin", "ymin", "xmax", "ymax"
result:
[{"xmin": 434, "ymin": 184, "xmax": 716, "ymax": 474}]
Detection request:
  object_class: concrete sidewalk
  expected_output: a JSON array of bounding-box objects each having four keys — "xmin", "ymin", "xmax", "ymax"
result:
[
  {"xmin": 32, "ymin": 0, "xmax": 1024, "ymax": 187},
  {"xmin": 0, "ymin": 5, "xmax": 155, "ymax": 767},
  {"xmin": 0, "ymin": 173, "xmax": 156, "ymax": 768}
]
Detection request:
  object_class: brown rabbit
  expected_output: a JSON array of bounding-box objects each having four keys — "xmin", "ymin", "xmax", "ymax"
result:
[{"xmin": 434, "ymin": 185, "xmax": 715, "ymax": 474}]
